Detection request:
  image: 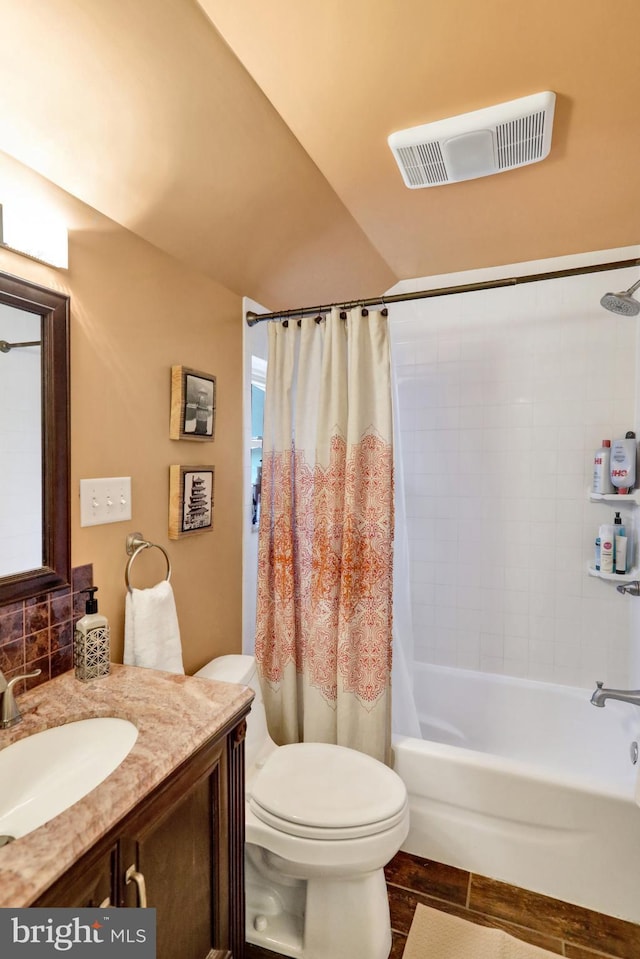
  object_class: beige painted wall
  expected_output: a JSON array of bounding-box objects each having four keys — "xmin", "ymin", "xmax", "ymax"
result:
[{"xmin": 0, "ymin": 152, "xmax": 243, "ymax": 674}]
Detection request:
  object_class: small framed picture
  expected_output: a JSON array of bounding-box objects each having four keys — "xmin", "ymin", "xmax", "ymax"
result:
[
  {"xmin": 170, "ymin": 365, "xmax": 216, "ymax": 441},
  {"xmin": 169, "ymin": 465, "xmax": 214, "ymax": 539}
]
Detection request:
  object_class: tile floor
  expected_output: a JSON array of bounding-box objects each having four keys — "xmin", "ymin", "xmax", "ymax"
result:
[
  {"xmin": 245, "ymin": 850, "xmax": 640, "ymax": 959},
  {"xmin": 386, "ymin": 852, "xmax": 640, "ymax": 959}
]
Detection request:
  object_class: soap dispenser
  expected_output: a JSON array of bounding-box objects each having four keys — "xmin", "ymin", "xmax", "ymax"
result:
[{"xmin": 74, "ymin": 586, "xmax": 111, "ymax": 681}]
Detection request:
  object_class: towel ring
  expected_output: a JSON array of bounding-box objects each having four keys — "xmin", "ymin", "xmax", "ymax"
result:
[{"xmin": 125, "ymin": 532, "xmax": 172, "ymax": 594}]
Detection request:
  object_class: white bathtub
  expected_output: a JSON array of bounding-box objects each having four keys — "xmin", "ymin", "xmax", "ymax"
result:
[{"xmin": 392, "ymin": 663, "xmax": 640, "ymax": 923}]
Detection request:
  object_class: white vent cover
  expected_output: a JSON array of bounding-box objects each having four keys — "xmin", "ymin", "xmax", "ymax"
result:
[{"xmin": 388, "ymin": 91, "xmax": 555, "ymax": 188}]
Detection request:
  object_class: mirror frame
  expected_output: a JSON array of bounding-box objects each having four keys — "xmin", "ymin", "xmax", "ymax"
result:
[{"xmin": 0, "ymin": 270, "xmax": 70, "ymax": 605}]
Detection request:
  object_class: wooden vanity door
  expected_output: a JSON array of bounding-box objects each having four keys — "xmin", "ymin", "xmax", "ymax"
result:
[{"xmin": 119, "ymin": 740, "xmax": 227, "ymax": 959}]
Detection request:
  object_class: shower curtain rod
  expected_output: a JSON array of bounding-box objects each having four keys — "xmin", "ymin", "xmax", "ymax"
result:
[
  {"xmin": 0, "ymin": 339, "xmax": 42, "ymax": 353},
  {"xmin": 245, "ymin": 257, "xmax": 640, "ymax": 327}
]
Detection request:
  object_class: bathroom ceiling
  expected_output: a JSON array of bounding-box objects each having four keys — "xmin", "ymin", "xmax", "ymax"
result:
[{"xmin": 0, "ymin": 0, "xmax": 638, "ymax": 309}]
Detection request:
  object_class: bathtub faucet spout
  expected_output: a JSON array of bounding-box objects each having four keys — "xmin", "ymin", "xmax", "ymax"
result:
[{"xmin": 590, "ymin": 680, "xmax": 640, "ymax": 708}]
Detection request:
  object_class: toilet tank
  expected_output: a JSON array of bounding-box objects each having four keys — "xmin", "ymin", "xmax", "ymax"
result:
[{"xmin": 195, "ymin": 654, "xmax": 274, "ymax": 770}]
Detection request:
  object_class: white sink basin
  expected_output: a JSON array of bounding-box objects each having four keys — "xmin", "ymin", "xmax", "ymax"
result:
[{"xmin": 0, "ymin": 717, "xmax": 138, "ymax": 841}]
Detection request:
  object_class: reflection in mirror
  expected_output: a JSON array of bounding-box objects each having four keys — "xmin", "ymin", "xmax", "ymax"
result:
[
  {"xmin": 0, "ymin": 307, "xmax": 42, "ymax": 575},
  {"xmin": 250, "ymin": 355, "xmax": 266, "ymax": 530},
  {"xmin": 0, "ymin": 272, "xmax": 70, "ymax": 605}
]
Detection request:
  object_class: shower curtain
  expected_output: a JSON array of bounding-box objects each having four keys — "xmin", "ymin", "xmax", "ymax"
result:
[{"xmin": 255, "ymin": 307, "xmax": 394, "ymax": 763}]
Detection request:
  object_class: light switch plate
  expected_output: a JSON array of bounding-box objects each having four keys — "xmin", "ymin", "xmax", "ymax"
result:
[{"xmin": 80, "ymin": 477, "xmax": 132, "ymax": 527}]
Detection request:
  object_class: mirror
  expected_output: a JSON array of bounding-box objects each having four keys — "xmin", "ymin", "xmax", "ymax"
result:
[{"xmin": 0, "ymin": 270, "xmax": 69, "ymax": 604}]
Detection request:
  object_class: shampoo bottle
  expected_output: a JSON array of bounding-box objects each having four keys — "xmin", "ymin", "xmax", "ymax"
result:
[
  {"xmin": 592, "ymin": 440, "xmax": 613, "ymax": 494},
  {"xmin": 74, "ymin": 586, "xmax": 111, "ymax": 681},
  {"xmin": 610, "ymin": 431, "xmax": 637, "ymax": 494}
]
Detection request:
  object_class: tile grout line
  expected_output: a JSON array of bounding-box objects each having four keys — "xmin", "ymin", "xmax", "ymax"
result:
[{"xmin": 386, "ymin": 880, "xmax": 469, "ymax": 918}]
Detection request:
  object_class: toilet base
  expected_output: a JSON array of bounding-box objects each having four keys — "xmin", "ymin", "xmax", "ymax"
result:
[
  {"xmin": 246, "ymin": 875, "xmax": 304, "ymax": 957},
  {"xmin": 246, "ymin": 852, "xmax": 392, "ymax": 959},
  {"xmin": 305, "ymin": 871, "xmax": 392, "ymax": 959}
]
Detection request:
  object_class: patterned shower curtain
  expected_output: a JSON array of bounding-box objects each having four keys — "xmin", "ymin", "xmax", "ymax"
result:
[{"xmin": 255, "ymin": 307, "xmax": 394, "ymax": 764}]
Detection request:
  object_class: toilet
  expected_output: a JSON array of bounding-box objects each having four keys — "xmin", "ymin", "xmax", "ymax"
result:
[{"xmin": 195, "ymin": 654, "xmax": 409, "ymax": 959}]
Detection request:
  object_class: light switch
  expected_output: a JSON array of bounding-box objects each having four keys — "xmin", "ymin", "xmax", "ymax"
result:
[{"xmin": 80, "ymin": 477, "xmax": 132, "ymax": 527}]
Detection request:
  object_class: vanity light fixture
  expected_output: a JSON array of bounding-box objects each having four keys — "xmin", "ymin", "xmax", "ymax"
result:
[{"xmin": 0, "ymin": 199, "xmax": 68, "ymax": 269}]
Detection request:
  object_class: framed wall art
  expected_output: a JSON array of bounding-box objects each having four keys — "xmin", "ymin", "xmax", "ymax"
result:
[
  {"xmin": 170, "ymin": 365, "xmax": 216, "ymax": 441},
  {"xmin": 169, "ymin": 465, "xmax": 214, "ymax": 539}
]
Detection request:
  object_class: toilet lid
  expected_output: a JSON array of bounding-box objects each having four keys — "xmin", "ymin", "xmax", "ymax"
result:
[{"xmin": 250, "ymin": 742, "xmax": 407, "ymax": 835}]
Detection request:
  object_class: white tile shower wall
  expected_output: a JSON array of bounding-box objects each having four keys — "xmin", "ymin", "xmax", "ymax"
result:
[{"xmin": 390, "ymin": 267, "xmax": 639, "ymax": 689}]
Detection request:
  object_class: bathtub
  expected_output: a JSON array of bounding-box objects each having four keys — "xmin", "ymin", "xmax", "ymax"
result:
[{"xmin": 392, "ymin": 663, "xmax": 640, "ymax": 923}]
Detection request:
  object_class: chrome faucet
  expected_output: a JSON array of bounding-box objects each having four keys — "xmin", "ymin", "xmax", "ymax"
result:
[
  {"xmin": 0, "ymin": 668, "xmax": 41, "ymax": 728},
  {"xmin": 590, "ymin": 680, "xmax": 640, "ymax": 709},
  {"xmin": 616, "ymin": 581, "xmax": 640, "ymax": 596}
]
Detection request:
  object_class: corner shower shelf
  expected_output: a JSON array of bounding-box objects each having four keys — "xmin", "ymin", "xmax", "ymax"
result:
[
  {"xmin": 588, "ymin": 566, "xmax": 640, "ymax": 581},
  {"xmin": 587, "ymin": 489, "xmax": 640, "ymax": 584},
  {"xmin": 588, "ymin": 490, "xmax": 640, "ymax": 505}
]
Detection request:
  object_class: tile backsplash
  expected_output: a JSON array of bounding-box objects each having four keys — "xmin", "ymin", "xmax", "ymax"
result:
[{"xmin": 0, "ymin": 565, "xmax": 93, "ymax": 690}]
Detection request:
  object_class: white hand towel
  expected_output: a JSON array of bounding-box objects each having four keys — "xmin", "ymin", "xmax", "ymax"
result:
[{"xmin": 124, "ymin": 580, "xmax": 184, "ymax": 674}]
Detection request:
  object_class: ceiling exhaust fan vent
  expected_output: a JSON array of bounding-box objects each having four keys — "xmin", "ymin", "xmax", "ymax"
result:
[{"xmin": 388, "ymin": 91, "xmax": 555, "ymax": 189}]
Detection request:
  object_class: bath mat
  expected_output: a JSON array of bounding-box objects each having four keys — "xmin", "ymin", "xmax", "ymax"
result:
[{"xmin": 402, "ymin": 904, "xmax": 557, "ymax": 959}]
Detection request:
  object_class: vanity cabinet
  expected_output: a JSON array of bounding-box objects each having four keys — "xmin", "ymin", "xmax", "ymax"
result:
[{"xmin": 34, "ymin": 711, "xmax": 248, "ymax": 959}]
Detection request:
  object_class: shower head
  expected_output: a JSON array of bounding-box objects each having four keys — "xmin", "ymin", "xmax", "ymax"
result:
[{"xmin": 600, "ymin": 278, "xmax": 640, "ymax": 316}]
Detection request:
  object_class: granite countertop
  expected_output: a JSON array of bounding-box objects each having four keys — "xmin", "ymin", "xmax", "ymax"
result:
[{"xmin": 0, "ymin": 663, "xmax": 253, "ymax": 907}]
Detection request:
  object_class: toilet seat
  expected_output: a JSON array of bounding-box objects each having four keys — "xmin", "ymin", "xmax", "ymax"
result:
[{"xmin": 250, "ymin": 742, "xmax": 408, "ymax": 841}]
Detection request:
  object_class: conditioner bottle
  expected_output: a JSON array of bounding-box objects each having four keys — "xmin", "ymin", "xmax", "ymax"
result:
[
  {"xmin": 610, "ymin": 432, "xmax": 637, "ymax": 494},
  {"xmin": 614, "ymin": 511, "xmax": 629, "ymax": 575}
]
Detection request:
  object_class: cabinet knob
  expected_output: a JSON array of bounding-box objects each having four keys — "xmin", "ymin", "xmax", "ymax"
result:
[
  {"xmin": 233, "ymin": 719, "xmax": 247, "ymax": 746},
  {"xmin": 125, "ymin": 864, "xmax": 148, "ymax": 908}
]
